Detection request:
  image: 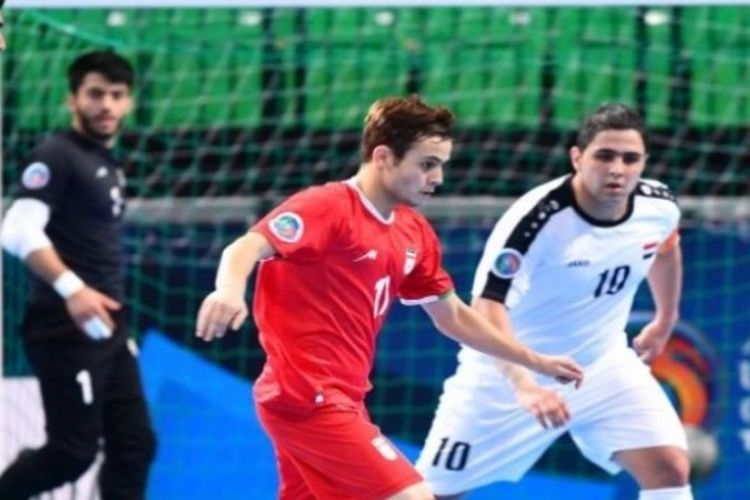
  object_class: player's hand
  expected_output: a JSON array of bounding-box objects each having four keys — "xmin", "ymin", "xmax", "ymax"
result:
[
  {"xmin": 632, "ymin": 320, "xmax": 672, "ymax": 363},
  {"xmin": 514, "ymin": 382, "xmax": 571, "ymax": 429},
  {"xmin": 66, "ymin": 287, "xmax": 121, "ymax": 340},
  {"xmin": 195, "ymin": 289, "xmax": 248, "ymax": 341},
  {"xmin": 534, "ymin": 355, "xmax": 584, "ymax": 388}
]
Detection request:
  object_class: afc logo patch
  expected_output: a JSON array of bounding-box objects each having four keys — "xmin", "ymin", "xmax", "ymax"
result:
[
  {"xmin": 493, "ymin": 248, "xmax": 523, "ymax": 279},
  {"xmin": 21, "ymin": 162, "xmax": 51, "ymax": 190},
  {"xmin": 269, "ymin": 212, "xmax": 304, "ymax": 243}
]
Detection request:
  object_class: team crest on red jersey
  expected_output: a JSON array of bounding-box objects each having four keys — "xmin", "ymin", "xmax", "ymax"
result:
[
  {"xmin": 269, "ymin": 212, "xmax": 304, "ymax": 243},
  {"xmin": 404, "ymin": 248, "xmax": 417, "ymax": 274}
]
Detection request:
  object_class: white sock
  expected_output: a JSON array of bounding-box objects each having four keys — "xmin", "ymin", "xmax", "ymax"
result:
[{"xmin": 638, "ymin": 485, "xmax": 693, "ymax": 500}]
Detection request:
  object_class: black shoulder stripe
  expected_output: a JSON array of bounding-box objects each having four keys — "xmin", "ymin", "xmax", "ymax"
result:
[
  {"xmin": 480, "ymin": 180, "xmax": 573, "ymax": 303},
  {"xmin": 481, "ymin": 273, "xmax": 514, "ymax": 303},
  {"xmin": 635, "ymin": 181, "xmax": 677, "ymax": 204},
  {"xmin": 504, "ymin": 180, "xmax": 573, "ymax": 256}
]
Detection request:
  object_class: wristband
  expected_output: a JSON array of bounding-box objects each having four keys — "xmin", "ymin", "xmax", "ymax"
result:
[{"xmin": 52, "ymin": 270, "xmax": 85, "ymax": 299}]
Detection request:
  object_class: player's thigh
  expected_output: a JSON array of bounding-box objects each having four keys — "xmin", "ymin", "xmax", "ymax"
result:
[
  {"xmin": 569, "ymin": 348, "xmax": 687, "ymax": 475},
  {"xmin": 24, "ymin": 338, "xmax": 108, "ymax": 453},
  {"xmin": 614, "ymin": 445, "xmax": 690, "ymax": 488},
  {"xmin": 416, "ymin": 373, "xmax": 564, "ymax": 496},
  {"xmin": 258, "ymin": 404, "xmax": 422, "ymax": 499},
  {"xmin": 274, "ymin": 445, "xmax": 316, "ymax": 500},
  {"xmin": 100, "ymin": 339, "xmax": 156, "ymax": 456},
  {"xmin": 101, "ymin": 339, "xmax": 152, "ymax": 426}
]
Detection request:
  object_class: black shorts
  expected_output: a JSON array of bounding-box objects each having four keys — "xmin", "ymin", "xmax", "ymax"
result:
[
  {"xmin": 20, "ymin": 302, "xmax": 151, "ymax": 458},
  {"xmin": 21, "ymin": 300, "xmax": 127, "ymax": 344}
]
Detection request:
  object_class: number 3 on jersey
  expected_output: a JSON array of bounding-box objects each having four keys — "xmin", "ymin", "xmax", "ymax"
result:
[
  {"xmin": 110, "ymin": 186, "xmax": 124, "ymax": 217},
  {"xmin": 373, "ymin": 276, "xmax": 391, "ymax": 318}
]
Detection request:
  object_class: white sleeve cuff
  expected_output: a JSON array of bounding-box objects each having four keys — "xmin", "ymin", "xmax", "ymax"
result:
[{"xmin": 1, "ymin": 198, "xmax": 52, "ymax": 259}]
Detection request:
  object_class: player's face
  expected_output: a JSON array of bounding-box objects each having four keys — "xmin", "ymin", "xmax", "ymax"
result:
[
  {"xmin": 570, "ymin": 128, "xmax": 646, "ymax": 218},
  {"xmin": 383, "ymin": 136, "xmax": 452, "ymax": 207},
  {"xmin": 68, "ymin": 72, "xmax": 133, "ymax": 144}
]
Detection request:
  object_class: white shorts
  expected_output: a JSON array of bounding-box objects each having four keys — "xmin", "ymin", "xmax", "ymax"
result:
[{"xmin": 415, "ymin": 344, "xmax": 687, "ymax": 496}]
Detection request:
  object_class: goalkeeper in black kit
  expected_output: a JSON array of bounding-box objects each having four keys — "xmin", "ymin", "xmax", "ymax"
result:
[{"xmin": 0, "ymin": 51, "xmax": 156, "ymax": 499}]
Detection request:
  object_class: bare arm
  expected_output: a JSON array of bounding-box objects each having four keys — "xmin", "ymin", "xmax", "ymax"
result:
[
  {"xmin": 474, "ymin": 296, "xmax": 574, "ymax": 428},
  {"xmin": 24, "ymin": 246, "xmax": 69, "ymax": 284},
  {"xmin": 1, "ymin": 198, "xmax": 120, "ymax": 339},
  {"xmin": 472, "ymin": 296, "xmax": 536, "ymax": 388},
  {"xmin": 422, "ymin": 293, "xmax": 583, "ymax": 383},
  {"xmin": 25, "ymin": 247, "xmax": 121, "ymax": 335},
  {"xmin": 195, "ymin": 231, "xmax": 276, "ymax": 341},
  {"xmin": 647, "ymin": 243, "xmax": 682, "ymax": 327},
  {"xmin": 633, "ymin": 243, "xmax": 683, "ymax": 361}
]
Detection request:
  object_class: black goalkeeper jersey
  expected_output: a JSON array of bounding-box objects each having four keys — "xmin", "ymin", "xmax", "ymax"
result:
[{"xmin": 14, "ymin": 130, "xmax": 127, "ymax": 304}]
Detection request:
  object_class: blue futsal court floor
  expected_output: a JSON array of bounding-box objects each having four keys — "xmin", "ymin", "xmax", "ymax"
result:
[{"xmin": 141, "ymin": 331, "xmax": 615, "ymax": 499}]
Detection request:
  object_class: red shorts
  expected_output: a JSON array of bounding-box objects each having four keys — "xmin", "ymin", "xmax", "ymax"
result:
[{"xmin": 256, "ymin": 400, "xmax": 423, "ymax": 499}]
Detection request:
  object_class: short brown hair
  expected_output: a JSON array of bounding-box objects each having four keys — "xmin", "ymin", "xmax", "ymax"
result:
[
  {"xmin": 576, "ymin": 103, "xmax": 648, "ymax": 151},
  {"xmin": 361, "ymin": 95, "xmax": 455, "ymax": 162}
]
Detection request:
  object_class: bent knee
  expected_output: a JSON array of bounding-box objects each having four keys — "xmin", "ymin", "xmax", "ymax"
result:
[
  {"xmin": 620, "ymin": 447, "xmax": 691, "ymax": 488},
  {"xmin": 660, "ymin": 453, "xmax": 691, "ymax": 485},
  {"xmin": 650, "ymin": 448, "xmax": 691, "ymax": 486}
]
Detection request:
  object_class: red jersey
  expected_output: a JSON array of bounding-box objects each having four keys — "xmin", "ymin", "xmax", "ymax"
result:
[{"xmin": 251, "ymin": 180, "xmax": 453, "ymax": 412}]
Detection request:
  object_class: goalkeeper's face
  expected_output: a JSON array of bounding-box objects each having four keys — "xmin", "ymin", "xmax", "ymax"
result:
[
  {"xmin": 382, "ymin": 136, "xmax": 452, "ymax": 207},
  {"xmin": 68, "ymin": 72, "xmax": 133, "ymax": 145}
]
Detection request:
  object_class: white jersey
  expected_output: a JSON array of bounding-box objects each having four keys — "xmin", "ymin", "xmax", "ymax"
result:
[
  {"xmin": 418, "ymin": 175, "xmax": 687, "ymax": 493},
  {"xmin": 465, "ymin": 174, "xmax": 679, "ymax": 368}
]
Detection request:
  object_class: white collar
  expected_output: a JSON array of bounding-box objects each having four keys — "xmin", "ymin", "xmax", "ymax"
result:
[{"xmin": 344, "ymin": 177, "xmax": 394, "ymax": 225}]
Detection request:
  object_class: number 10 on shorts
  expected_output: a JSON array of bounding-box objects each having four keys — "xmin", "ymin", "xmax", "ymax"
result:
[{"xmin": 432, "ymin": 437, "xmax": 471, "ymax": 471}]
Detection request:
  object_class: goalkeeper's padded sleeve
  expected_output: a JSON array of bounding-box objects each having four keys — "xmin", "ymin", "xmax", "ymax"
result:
[{"xmin": 1, "ymin": 198, "xmax": 52, "ymax": 259}]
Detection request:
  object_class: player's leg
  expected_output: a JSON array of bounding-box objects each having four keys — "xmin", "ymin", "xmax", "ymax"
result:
[
  {"xmin": 0, "ymin": 316, "xmax": 103, "ymax": 497},
  {"xmin": 98, "ymin": 336, "xmax": 157, "ymax": 499},
  {"xmin": 615, "ymin": 447, "xmax": 691, "ymax": 499},
  {"xmin": 568, "ymin": 346, "xmax": 691, "ymax": 500},
  {"xmin": 257, "ymin": 401, "xmax": 427, "ymax": 499},
  {"xmin": 415, "ymin": 366, "xmax": 565, "ymax": 498},
  {"xmin": 274, "ymin": 445, "xmax": 316, "ymax": 500}
]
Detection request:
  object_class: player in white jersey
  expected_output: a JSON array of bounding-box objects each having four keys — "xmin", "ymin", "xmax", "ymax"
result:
[{"xmin": 416, "ymin": 104, "xmax": 692, "ymax": 500}]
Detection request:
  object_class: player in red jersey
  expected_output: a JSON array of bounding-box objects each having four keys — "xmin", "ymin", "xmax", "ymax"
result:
[{"xmin": 195, "ymin": 95, "xmax": 584, "ymax": 499}]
